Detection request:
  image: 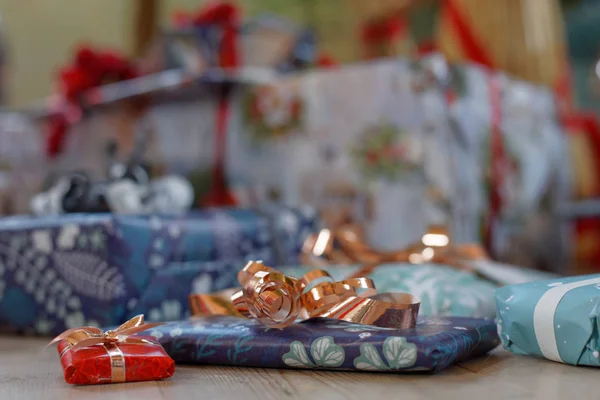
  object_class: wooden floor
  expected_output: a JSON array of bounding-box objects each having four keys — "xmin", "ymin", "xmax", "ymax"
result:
[{"xmin": 1, "ymin": 336, "xmax": 598, "ymax": 400}]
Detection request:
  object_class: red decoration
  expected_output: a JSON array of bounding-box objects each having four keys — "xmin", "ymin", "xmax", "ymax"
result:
[
  {"xmin": 57, "ymin": 337, "xmax": 175, "ymax": 385},
  {"xmin": 441, "ymin": 0, "xmax": 493, "ymax": 67},
  {"xmin": 171, "ymin": 2, "xmax": 240, "ymax": 69},
  {"xmin": 415, "ymin": 40, "xmax": 437, "ymax": 56},
  {"xmin": 554, "ymin": 60, "xmax": 575, "ymax": 118},
  {"xmin": 172, "ymin": 2, "xmax": 242, "ymax": 207},
  {"xmin": 562, "ymin": 114, "xmax": 600, "ymax": 273},
  {"xmin": 484, "ymin": 74, "xmax": 504, "ymax": 255},
  {"xmin": 50, "ymin": 315, "xmax": 174, "ymax": 385},
  {"xmin": 316, "ymin": 54, "xmax": 339, "ymax": 68},
  {"xmin": 47, "ymin": 115, "xmax": 69, "ymax": 158},
  {"xmin": 361, "ymin": 16, "xmax": 407, "ymax": 59},
  {"xmin": 47, "ymin": 45, "xmax": 139, "ymax": 158},
  {"xmin": 199, "ymin": 85, "xmax": 238, "ymax": 207}
]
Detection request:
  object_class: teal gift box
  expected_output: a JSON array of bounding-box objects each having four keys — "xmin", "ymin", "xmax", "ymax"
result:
[
  {"xmin": 282, "ymin": 264, "xmax": 498, "ymax": 318},
  {"xmin": 282, "ymin": 261, "xmax": 557, "ymax": 320},
  {"xmin": 496, "ymin": 274, "xmax": 600, "ymax": 366}
]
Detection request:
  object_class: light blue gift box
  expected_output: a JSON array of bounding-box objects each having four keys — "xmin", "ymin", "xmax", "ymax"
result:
[{"xmin": 496, "ymin": 274, "xmax": 600, "ymax": 366}]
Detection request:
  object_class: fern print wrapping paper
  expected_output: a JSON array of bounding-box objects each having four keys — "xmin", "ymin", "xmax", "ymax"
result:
[
  {"xmin": 0, "ymin": 206, "xmax": 319, "ymax": 335},
  {"xmin": 141, "ymin": 315, "xmax": 499, "ymax": 373}
]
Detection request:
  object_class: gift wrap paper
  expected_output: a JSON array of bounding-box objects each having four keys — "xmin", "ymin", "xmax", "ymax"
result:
[
  {"xmin": 282, "ymin": 264, "xmax": 498, "ymax": 318},
  {"xmin": 489, "ymin": 75, "xmax": 568, "ymax": 270},
  {"xmin": 282, "ymin": 262, "xmax": 558, "ymax": 319},
  {"xmin": 496, "ymin": 273, "xmax": 600, "ymax": 366},
  {"xmin": 57, "ymin": 337, "xmax": 175, "ymax": 385},
  {"xmin": 0, "ymin": 206, "xmax": 318, "ymax": 335},
  {"xmin": 226, "ymin": 56, "xmax": 568, "ymax": 271},
  {"xmin": 142, "ymin": 315, "xmax": 500, "ymax": 373},
  {"xmin": 228, "ymin": 59, "xmax": 457, "ymax": 251},
  {"xmin": 106, "ymin": 261, "xmax": 542, "ymax": 339}
]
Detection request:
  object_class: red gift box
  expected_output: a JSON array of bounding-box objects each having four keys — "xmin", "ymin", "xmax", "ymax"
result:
[{"xmin": 50, "ymin": 315, "xmax": 175, "ymax": 385}]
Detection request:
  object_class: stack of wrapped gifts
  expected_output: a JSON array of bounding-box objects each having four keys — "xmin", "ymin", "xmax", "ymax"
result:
[{"xmin": 2, "ymin": 2, "xmax": 596, "ymax": 386}]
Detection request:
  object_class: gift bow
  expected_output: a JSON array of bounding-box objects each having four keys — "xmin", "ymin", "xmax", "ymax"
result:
[
  {"xmin": 361, "ymin": 15, "xmax": 407, "ymax": 59},
  {"xmin": 190, "ymin": 261, "xmax": 420, "ymax": 329},
  {"xmin": 47, "ymin": 45, "xmax": 140, "ymax": 158},
  {"xmin": 172, "ymin": 2, "xmax": 240, "ymax": 69},
  {"xmin": 48, "ymin": 315, "xmax": 162, "ymax": 355},
  {"xmin": 301, "ymin": 225, "xmax": 488, "ymax": 272}
]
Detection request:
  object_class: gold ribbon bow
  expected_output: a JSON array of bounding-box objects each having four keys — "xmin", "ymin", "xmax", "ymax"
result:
[
  {"xmin": 190, "ymin": 261, "xmax": 420, "ymax": 329},
  {"xmin": 301, "ymin": 224, "xmax": 488, "ymax": 274},
  {"xmin": 48, "ymin": 315, "xmax": 162, "ymax": 383}
]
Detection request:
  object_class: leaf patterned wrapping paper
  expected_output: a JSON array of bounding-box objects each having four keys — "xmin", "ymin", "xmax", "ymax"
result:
[
  {"xmin": 142, "ymin": 315, "xmax": 500, "ymax": 373},
  {"xmin": 0, "ymin": 206, "xmax": 319, "ymax": 336}
]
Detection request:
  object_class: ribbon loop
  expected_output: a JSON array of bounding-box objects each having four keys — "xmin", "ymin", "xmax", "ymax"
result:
[
  {"xmin": 236, "ymin": 261, "xmax": 301, "ymax": 328},
  {"xmin": 48, "ymin": 314, "xmax": 163, "ymax": 354},
  {"xmin": 190, "ymin": 260, "xmax": 420, "ymax": 329},
  {"xmin": 48, "ymin": 315, "xmax": 163, "ymax": 384},
  {"xmin": 301, "ymin": 224, "xmax": 489, "ymax": 272}
]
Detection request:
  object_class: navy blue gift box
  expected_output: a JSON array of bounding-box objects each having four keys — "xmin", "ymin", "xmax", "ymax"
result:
[
  {"xmin": 142, "ymin": 316, "xmax": 500, "ymax": 373},
  {"xmin": 0, "ymin": 206, "xmax": 318, "ymax": 335}
]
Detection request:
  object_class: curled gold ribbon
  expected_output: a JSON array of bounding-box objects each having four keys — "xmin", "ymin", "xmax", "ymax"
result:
[
  {"xmin": 189, "ymin": 261, "xmax": 420, "ymax": 329},
  {"xmin": 48, "ymin": 315, "xmax": 162, "ymax": 383},
  {"xmin": 300, "ymin": 224, "xmax": 489, "ymax": 274}
]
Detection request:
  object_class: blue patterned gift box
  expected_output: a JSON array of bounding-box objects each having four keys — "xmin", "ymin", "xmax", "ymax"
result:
[
  {"xmin": 141, "ymin": 315, "xmax": 500, "ymax": 372},
  {"xmin": 496, "ymin": 273, "xmax": 600, "ymax": 366},
  {"xmin": 0, "ymin": 206, "xmax": 318, "ymax": 335}
]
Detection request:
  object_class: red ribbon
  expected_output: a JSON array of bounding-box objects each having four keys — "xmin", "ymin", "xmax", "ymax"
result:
[
  {"xmin": 172, "ymin": 2, "xmax": 239, "ymax": 69},
  {"xmin": 360, "ymin": 16, "xmax": 407, "ymax": 59},
  {"xmin": 174, "ymin": 2, "xmax": 241, "ymax": 206},
  {"xmin": 47, "ymin": 114, "xmax": 69, "ymax": 158},
  {"xmin": 416, "ymin": 40, "xmax": 437, "ymax": 56},
  {"xmin": 316, "ymin": 54, "xmax": 339, "ymax": 68},
  {"xmin": 562, "ymin": 113, "xmax": 600, "ymax": 270},
  {"xmin": 554, "ymin": 60, "xmax": 576, "ymax": 120},
  {"xmin": 200, "ymin": 84, "xmax": 237, "ymax": 207},
  {"xmin": 563, "ymin": 113, "xmax": 600, "ymax": 197},
  {"xmin": 442, "ymin": 0, "xmax": 493, "ymax": 67},
  {"xmin": 485, "ymin": 74, "xmax": 504, "ymax": 254},
  {"xmin": 47, "ymin": 45, "xmax": 139, "ymax": 158}
]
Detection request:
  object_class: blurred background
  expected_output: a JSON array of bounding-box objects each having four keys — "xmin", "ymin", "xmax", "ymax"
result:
[
  {"xmin": 0, "ymin": 0, "xmax": 599, "ymax": 286},
  {"xmin": 2, "ymin": 0, "xmax": 600, "ymax": 335},
  {"xmin": 2, "ymin": 0, "xmax": 595, "ymax": 107}
]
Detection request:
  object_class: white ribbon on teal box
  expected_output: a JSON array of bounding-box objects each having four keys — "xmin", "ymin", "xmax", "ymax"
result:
[{"xmin": 496, "ymin": 274, "xmax": 600, "ymax": 366}]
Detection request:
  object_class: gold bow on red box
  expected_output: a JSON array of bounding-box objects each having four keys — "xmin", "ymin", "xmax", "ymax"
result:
[
  {"xmin": 190, "ymin": 261, "xmax": 420, "ymax": 329},
  {"xmin": 49, "ymin": 315, "xmax": 161, "ymax": 355},
  {"xmin": 48, "ymin": 315, "xmax": 172, "ymax": 384}
]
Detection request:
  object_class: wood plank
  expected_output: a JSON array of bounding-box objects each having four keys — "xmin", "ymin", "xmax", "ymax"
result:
[
  {"xmin": 133, "ymin": 0, "xmax": 159, "ymax": 55},
  {"xmin": 458, "ymin": 348, "xmax": 600, "ymax": 397},
  {"xmin": 1, "ymin": 336, "xmax": 598, "ymax": 400}
]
